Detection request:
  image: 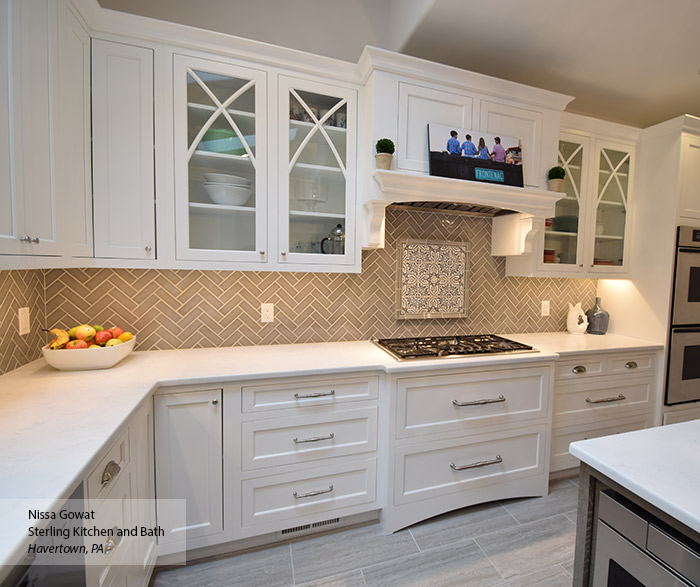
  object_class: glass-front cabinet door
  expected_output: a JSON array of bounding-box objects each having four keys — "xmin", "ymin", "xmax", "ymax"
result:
[
  {"xmin": 588, "ymin": 140, "xmax": 633, "ymax": 271},
  {"xmin": 174, "ymin": 55, "xmax": 267, "ymax": 262},
  {"xmin": 541, "ymin": 133, "xmax": 589, "ymax": 271},
  {"xmin": 278, "ymin": 76, "xmax": 356, "ymax": 267}
]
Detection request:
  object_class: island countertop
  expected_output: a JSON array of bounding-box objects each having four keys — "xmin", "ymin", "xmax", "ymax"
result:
[{"xmin": 570, "ymin": 419, "xmax": 700, "ymax": 535}]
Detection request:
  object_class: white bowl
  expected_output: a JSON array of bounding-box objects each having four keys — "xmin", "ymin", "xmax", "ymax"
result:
[
  {"xmin": 204, "ymin": 183, "xmax": 252, "ymax": 206},
  {"xmin": 42, "ymin": 337, "xmax": 136, "ymax": 371},
  {"xmin": 203, "ymin": 173, "xmax": 251, "ymax": 185}
]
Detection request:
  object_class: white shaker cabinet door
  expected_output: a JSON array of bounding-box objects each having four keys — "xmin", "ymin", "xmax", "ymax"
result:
[
  {"xmin": 397, "ymin": 82, "xmax": 474, "ymax": 173},
  {"xmin": 679, "ymin": 133, "xmax": 700, "ymax": 221},
  {"xmin": 155, "ymin": 389, "xmax": 223, "ymax": 546},
  {"xmin": 92, "ymin": 39, "xmax": 155, "ymax": 260},
  {"xmin": 0, "ymin": 0, "xmax": 22, "ymax": 255},
  {"xmin": 479, "ymin": 100, "xmax": 543, "ymax": 188}
]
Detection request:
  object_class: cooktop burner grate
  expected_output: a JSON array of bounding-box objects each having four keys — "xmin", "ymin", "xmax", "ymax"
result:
[{"xmin": 372, "ymin": 334, "xmax": 536, "ymax": 361}]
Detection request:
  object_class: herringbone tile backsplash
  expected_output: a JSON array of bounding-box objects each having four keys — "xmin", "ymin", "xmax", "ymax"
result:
[{"xmin": 1, "ymin": 209, "xmax": 597, "ymax": 374}]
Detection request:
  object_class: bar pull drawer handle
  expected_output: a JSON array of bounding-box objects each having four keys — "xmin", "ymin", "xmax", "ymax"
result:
[
  {"xmin": 453, "ymin": 395, "xmax": 505, "ymax": 407},
  {"xmin": 585, "ymin": 394, "xmax": 626, "ymax": 404},
  {"xmin": 294, "ymin": 390, "xmax": 335, "ymax": 399},
  {"xmin": 450, "ymin": 455, "xmax": 502, "ymax": 471},
  {"xmin": 101, "ymin": 461, "xmax": 121, "ymax": 486},
  {"xmin": 293, "ymin": 432, "xmax": 334, "ymax": 444},
  {"xmin": 293, "ymin": 484, "xmax": 334, "ymax": 499},
  {"xmin": 572, "ymin": 366, "xmax": 587, "ymax": 375},
  {"xmin": 625, "ymin": 361, "xmax": 638, "ymax": 369}
]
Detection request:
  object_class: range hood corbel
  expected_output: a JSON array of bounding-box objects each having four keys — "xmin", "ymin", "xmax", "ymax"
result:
[{"xmin": 364, "ymin": 170, "xmax": 563, "ymax": 252}]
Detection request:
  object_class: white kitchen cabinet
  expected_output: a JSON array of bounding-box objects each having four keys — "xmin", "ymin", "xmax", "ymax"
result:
[
  {"xmin": 678, "ymin": 132, "xmax": 700, "ymax": 221},
  {"xmin": 506, "ymin": 118, "xmax": 638, "ymax": 277},
  {"xmin": 0, "ymin": 0, "xmax": 91, "ymax": 258},
  {"xmin": 92, "ymin": 39, "xmax": 156, "ymax": 260},
  {"xmin": 131, "ymin": 400, "xmax": 157, "ymax": 584},
  {"xmin": 154, "ymin": 389, "xmax": 223, "ymax": 549},
  {"xmin": 0, "ymin": 0, "xmax": 93, "ymax": 258},
  {"xmin": 233, "ymin": 372, "xmax": 380, "ymax": 539},
  {"xmin": 83, "ymin": 403, "xmax": 157, "ymax": 587},
  {"xmin": 396, "ymin": 82, "xmax": 474, "ymax": 173},
  {"xmin": 549, "ymin": 350, "xmax": 659, "ymax": 472},
  {"xmin": 173, "ymin": 53, "xmax": 268, "ymax": 264},
  {"xmin": 381, "ymin": 362, "xmax": 553, "ymax": 534},
  {"xmin": 54, "ymin": 0, "xmax": 93, "ymax": 258},
  {"xmin": 278, "ymin": 76, "xmax": 358, "ymax": 267}
]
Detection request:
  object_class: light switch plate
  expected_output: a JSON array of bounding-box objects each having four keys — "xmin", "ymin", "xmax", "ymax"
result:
[{"xmin": 18, "ymin": 307, "xmax": 30, "ymax": 335}]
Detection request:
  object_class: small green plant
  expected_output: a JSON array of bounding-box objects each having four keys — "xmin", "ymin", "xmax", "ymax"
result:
[
  {"xmin": 375, "ymin": 138, "xmax": 395, "ymax": 155},
  {"xmin": 548, "ymin": 165, "xmax": 565, "ymax": 180}
]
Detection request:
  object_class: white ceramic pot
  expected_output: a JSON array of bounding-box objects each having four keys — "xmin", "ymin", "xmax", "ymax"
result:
[
  {"xmin": 548, "ymin": 178, "xmax": 565, "ymax": 192},
  {"xmin": 375, "ymin": 153, "xmax": 393, "ymax": 170}
]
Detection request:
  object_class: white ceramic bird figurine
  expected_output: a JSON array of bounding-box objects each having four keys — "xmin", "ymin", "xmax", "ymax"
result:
[{"xmin": 567, "ymin": 302, "xmax": 588, "ymax": 334}]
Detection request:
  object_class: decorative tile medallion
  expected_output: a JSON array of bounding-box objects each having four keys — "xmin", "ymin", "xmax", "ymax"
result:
[{"xmin": 398, "ymin": 239, "xmax": 469, "ymax": 319}]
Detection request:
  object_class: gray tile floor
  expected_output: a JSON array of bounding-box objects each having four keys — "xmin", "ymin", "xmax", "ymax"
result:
[{"xmin": 151, "ymin": 478, "xmax": 579, "ymax": 587}]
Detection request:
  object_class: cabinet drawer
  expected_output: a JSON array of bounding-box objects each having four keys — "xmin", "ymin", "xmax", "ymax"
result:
[
  {"xmin": 241, "ymin": 407, "xmax": 377, "ymax": 470},
  {"xmin": 86, "ymin": 428, "xmax": 130, "ymax": 509},
  {"xmin": 607, "ymin": 353, "xmax": 655, "ymax": 376},
  {"xmin": 553, "ymin": 377, "xmax": 652, "ymax": 423},
  {"xmin": 396, "ymin": 366, "xmax": 548, "ymax": 439},
  {"xmin": 550, "ymin": 414, "xmax": 652, "ymax": 472},
  {"xmin": 555, "ymin": 357, "xmax": 604, "ymax": 380},
  {"xmin": 242, "ymin": 375, "xmax": 378, "ymax": 413},
  {"xmin": 85, "ymin": 469, "xmax": 134, "ymax": 587},
  {"xmin": 394, "ymin": 425, "xmax": 545, "ymax": 506},
  {"xmin": 241, "ymin": 458, "xmax": 376, "ymax": 528}
]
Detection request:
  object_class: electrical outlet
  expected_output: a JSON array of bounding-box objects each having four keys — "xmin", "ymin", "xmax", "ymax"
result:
[
  {"xmin": 261, "ymin": 303, "xmax": 274, "ymax": 323},
  {"xmin": 541, "ymin": 300, "xmax": 550, "ymax": 317},
  {"xmin": 18, "ymin": 307, "xmax": 30, "ymax": 335}
]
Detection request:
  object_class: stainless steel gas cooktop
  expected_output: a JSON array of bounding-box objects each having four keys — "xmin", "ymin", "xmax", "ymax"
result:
[{"xmin": 372, "ymin": 334, "xmax": 536, "ymax": 361}]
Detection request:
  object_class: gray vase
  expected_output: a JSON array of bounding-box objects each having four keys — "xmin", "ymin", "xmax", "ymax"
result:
[{"xmin": 586, "ymin": 297, "xmax": 609, "ymax": 335}]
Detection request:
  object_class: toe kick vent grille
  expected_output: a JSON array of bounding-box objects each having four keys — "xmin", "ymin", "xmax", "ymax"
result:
[{"xmin": 279, "ymin": 517, "xmax": 340, "ymax": 537}]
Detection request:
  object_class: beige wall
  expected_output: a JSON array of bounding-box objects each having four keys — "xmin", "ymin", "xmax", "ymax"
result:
[{"xmin": 0, "ymin": 209, "xmax": 597, "ymax": 375}]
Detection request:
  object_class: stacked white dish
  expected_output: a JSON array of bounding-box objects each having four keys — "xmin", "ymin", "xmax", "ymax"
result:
[{"xmin": 203, "ymin": 173, "xmax": 252, "ymax": 206}]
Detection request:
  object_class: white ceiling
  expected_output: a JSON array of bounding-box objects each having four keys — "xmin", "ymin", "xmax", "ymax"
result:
[{"xmin": 98, "ymin": 0, "xmax": 700, "ymax": 128}]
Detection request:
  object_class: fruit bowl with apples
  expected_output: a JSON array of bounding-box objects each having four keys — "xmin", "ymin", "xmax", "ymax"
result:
[{"xmin": 41, "ymin": 324, "xmax": 136, "ymax": 371}]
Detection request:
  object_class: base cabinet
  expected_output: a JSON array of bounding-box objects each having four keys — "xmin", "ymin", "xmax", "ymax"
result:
[
  {"xmin": 381, "ymin": 363, "xmax": 553, "ymax": 534},
  {"xmin": 550, "ymin": 350, "xmax": 658, "ymax": 472},
  {"xmin": 154, "ymin": 389, "xmax": 223, "ymax": 551}
]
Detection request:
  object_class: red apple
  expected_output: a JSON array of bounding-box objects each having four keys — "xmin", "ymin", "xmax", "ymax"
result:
[
  {"xmin": 65, "ymin": 340, "xmax": 88, "ymax": 349},
  {"xmin": 94, "ymin": 330, "xmax": 113, "ymax": 345},
  {"xmin": 108, "ymin": 326, "xmax": 124, "ymax": 338}
]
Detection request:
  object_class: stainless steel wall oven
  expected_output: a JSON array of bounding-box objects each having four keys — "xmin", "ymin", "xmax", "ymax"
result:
[{"xmin": 666, "ymin": 226, "xmax": 700, "ymax": 405}]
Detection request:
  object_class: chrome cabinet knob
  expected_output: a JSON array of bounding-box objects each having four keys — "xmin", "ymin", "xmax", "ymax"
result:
[
  {"xmin": 145, "ymin": 246, "xmax": 152, "ymax": 252},
  {"xmin": 212, "ymin": 399, "xmax": 219, "ymax": 406}
]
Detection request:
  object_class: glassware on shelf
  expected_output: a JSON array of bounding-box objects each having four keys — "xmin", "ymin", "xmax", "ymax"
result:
[{"xmin": 293, "ymin": 177, "xmax": 327, "ymax": 211}]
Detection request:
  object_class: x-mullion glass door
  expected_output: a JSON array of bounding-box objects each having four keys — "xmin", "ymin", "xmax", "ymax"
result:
[
  {"xmin": 278, "ymin": 76, "xmax": 356, "ymax": 266},
  {"xmin": 174, "ymin": 54, "xmax": 267, "ymax": 262}
]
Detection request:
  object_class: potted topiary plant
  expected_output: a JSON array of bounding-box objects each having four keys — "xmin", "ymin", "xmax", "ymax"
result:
[
  {"xmin": 375, "ymin": 138, "xmax": 395, "ymax": 170},
  {"xmin": 547, "ymin": 165, "xmax": 566, "ymax": 192}
]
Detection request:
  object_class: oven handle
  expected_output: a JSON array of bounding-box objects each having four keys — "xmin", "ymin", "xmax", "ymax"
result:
[{"xmin": 671, "ymin": 326, "xmax": 700, "ymax": 334}]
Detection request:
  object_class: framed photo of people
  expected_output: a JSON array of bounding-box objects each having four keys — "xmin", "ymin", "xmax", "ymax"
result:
[{"xmin": 427, "ymin": 123, "xmax": 524, "ymax": 187}]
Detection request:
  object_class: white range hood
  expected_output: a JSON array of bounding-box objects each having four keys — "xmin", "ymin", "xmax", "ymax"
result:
[{"xmin": 364, "ymin": 170, "xmax": 563, "ymax": 254}]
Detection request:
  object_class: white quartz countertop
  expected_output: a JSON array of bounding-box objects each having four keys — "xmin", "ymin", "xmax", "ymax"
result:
[
  {"xmin": 570, "ymin": 420, "xmax": 700, "ymax": 535},
  {"xmin": 0, "ymin": 332, "xmax": 660, "ymax": 572}
]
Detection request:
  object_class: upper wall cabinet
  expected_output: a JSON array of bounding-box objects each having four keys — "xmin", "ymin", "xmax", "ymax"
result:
[
  {"xmin": 173, "ymin": 54, "xmax": 268, "ymax": 264},
  {"xmin": 679, "ymin": 132, "xmax": 700, "ymax": 221},
  {"xmin": 277, "ymin": 76, "xmax": 357, "ymax": 268},
  {"xmin": 92, "ymin": 38, "xmax": 156, "ymax": 260},
  {"xmin": 0, "ymin": 0, "xmax": 91, "ymax": 258},
  {"xmin": 504, "ymin": 117, "xmax": 638, "ymax": 278}
]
